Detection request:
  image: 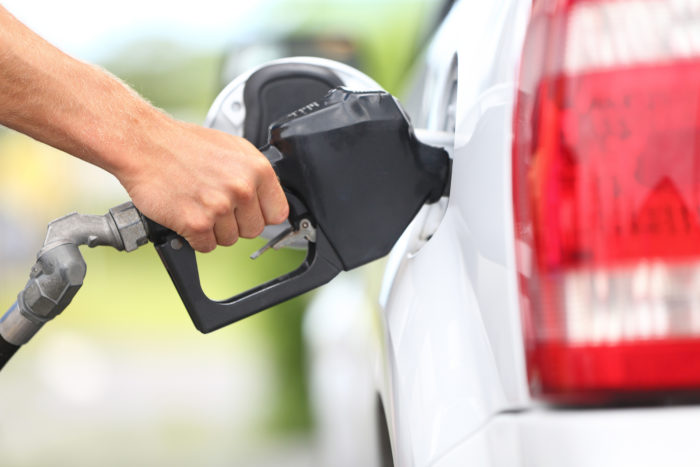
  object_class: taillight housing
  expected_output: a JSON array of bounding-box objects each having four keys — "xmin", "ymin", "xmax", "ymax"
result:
[{"xmin": 513, "ymin": 0, "xmax": 700, "ymax": 404}]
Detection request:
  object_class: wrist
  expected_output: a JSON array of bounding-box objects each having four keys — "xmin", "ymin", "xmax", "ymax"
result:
[{"xmin": 89, "ymin": 77, "xmax": 174, "ymax": 183}]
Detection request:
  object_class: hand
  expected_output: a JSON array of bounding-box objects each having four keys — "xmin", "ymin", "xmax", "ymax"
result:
[
  {"xmin": 0, "ymin": 5, "xmax": 289, "ymax": 251},
  {"xmin": 115, "ymin": 114, "xmax": 289, "ymax": 252}
]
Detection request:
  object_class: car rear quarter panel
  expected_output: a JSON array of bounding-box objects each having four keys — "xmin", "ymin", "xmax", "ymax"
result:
[{"xmin": 378, "ymin": 0, "xmax": 533, "ymax": 464}]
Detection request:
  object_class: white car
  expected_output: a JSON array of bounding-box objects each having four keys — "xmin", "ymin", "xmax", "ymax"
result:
[{"xmin": 303, "ymin": 0, "xmax": 700, "ymax": 466}]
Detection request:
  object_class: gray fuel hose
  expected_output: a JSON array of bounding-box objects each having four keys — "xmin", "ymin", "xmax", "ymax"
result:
[
  {"xmin": 0, "ymin": 303, "xmax": 20, "ymax": 369},
  {"xmin": 0, "ymin": 202, "xmax": 148, "ymax": 369}
]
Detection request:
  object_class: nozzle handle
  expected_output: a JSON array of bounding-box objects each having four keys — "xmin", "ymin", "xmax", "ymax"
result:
[{"xmin": 146, "ymin": 193, "xmax": 343, "ymax": 333}]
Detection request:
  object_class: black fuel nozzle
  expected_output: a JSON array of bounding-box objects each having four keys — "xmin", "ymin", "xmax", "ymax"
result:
[
  {"xmin": 264, "ymin": 88, "xmax": 451, "ymax": 268},
  {"xmin": 149, "ymin": 88, "xmax": 451, "ymax": 333}
]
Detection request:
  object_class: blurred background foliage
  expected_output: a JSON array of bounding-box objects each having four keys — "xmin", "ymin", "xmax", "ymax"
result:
[{"xmin": 0, "ymin": 0, "xmax": 445, "ymax": 465}]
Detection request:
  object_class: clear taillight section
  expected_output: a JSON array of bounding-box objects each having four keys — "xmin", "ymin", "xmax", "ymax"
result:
[{"xmin": 513, "ymin": 0, "xmax": 700, "ymax": 404}]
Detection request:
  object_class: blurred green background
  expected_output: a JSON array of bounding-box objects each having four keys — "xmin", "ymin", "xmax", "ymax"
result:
[{"xmin": 0, "ymin": 0, "xmax": 443, "ymax": 465}]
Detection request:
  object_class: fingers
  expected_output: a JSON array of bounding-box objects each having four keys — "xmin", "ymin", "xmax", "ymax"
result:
[
  {"xmin": 189, "ymin": 210, "xmax": 263, "ymax": 252},
  {"xmin": 184, "ymin": 214, "xmax": 239, "ymax": 252},
  {"xmin": 182, "ymin": 215, "xmax": 218, "ymax": 253},
  {"xmin": 186, "ymin": 213, "xmax": 239, "ymax": 252},
  {"xmin": 213, "ymin": 213, "xmax": 239, "ymax": 246},
  {"xmin": 235, "ymin": 193, "xmax": 266, "ymax": 239},
  {"xmin": 256, "ymin": 162, "xmax": 289, "ymax": 224},
  {"xmin": 185, "ymin": 180, "xmax": 266, "ymax": 252},
  {"xmin": 230, "ymin": 137, "xmax": 287, "ymax": 225}
]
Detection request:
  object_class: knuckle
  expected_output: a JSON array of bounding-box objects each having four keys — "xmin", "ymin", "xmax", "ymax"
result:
[
  {"xmin": 232, "ymin": 180, "xmax": 255, "ymax": 204},
  {"xmin": 255, "ymin": 157, "xmax": 274, "ymax": 176},
  {"xmin": 240, "ymin": 220, "xmax": 265, "ymax": 239},
  {"xmin": 203, "ymin": 192, "xmax": 231, "ymax": 217},
  {"xmin": 211, "ymin": 198, "xmax": 231, "ymax": 217},
  {"xmin": 216, "ymin": 225, "xmax": 239, "ymax": 247},
  {"xmin": 266, "ymin": 202, "xmax": 289, "ymax": 225},
  {"xmin": 262, "ymin": 168, "xmax": 279, "ymax": 187},
  {"xmin": 186, "ymin": 216, "xmax": 211, "ymax": 235}
]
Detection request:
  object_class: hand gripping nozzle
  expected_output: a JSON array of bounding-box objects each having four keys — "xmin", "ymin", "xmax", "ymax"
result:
[{"xmin": 146, "ymin": 88, "xmax": 451, "ymax": 333}]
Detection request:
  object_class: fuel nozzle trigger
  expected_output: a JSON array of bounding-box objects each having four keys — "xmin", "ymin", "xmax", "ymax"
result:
[
  {"xmin": 250, "ymin": 218, "xmax": 316, "ymax": 260},
  {"xmin": 148, "ymin": 88, "xmax": 451, "ymax": 333}
]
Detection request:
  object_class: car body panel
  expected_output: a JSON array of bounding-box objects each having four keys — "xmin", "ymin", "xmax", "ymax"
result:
[
  {"xmin": 378, "ymin": 0, "xmax": 531, "ymax": 464},
  {"xmin": 305, "ymin": 0, "xmax": 700, "ymax": 465}
]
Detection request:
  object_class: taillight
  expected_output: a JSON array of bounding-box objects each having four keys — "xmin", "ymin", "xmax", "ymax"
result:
[{"xmin": 513, "ymin": 0, "xmax": 700, "ymax": 404}]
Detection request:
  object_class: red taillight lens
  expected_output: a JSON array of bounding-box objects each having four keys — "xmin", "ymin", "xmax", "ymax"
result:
[{"xmin": 514, "ymin": 0, "xmax": 700, "ymax": 404}]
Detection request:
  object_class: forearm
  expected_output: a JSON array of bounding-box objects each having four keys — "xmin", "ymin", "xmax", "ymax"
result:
[
  {"xmin": 0, "ymin": 6, "xmax": 288, "ymax": 252},
  {"xmin": 0, "ymin": 6, "xmax": 163, "ymax": 176}
]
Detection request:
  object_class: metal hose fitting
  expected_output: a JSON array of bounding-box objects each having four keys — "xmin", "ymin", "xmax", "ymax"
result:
[{"xmin": 0, "ymin": 202, "xmax": 148, "ymax": 351}]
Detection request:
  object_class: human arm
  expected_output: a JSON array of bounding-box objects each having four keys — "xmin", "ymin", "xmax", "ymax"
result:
[{"xmin": 0, "ymin": 6, "xmax": 288, "ymax": 252}]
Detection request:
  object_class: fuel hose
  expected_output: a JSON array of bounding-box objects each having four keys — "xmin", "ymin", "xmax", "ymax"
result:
[
  {"xmin": 0, "ymin": 202, "xmax": 149, "ymax": 373},
  {"xmin": 0, "ymin": 303, "xmax": 21, "ymax": 370}
]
